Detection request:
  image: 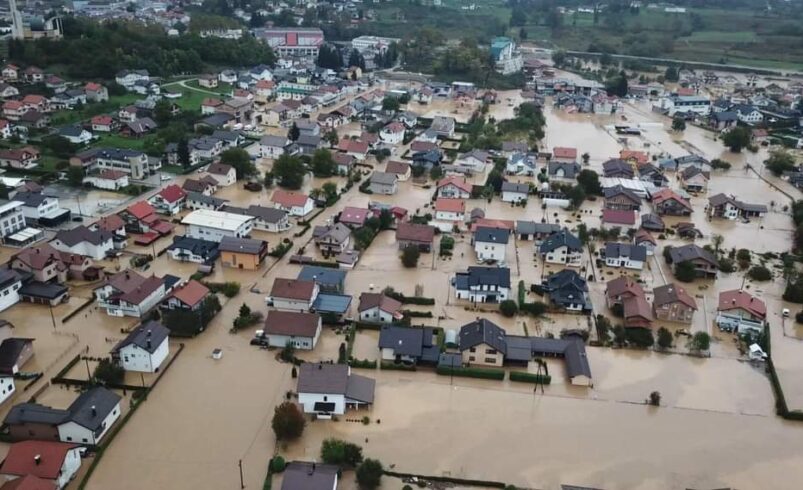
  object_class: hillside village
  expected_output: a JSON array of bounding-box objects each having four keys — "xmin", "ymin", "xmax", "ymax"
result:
[{"xmin": 1, "ymin": 7, "xmax": 803, "ymax": 490}]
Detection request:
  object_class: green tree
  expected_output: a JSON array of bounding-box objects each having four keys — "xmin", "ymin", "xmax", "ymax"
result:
[
  {"xmin": 576, "ymin": 169, "xmax": 602, "ymax": 195},
  {"xmin": 324, "ymin": 129, "xmax": 339, "ymax": 147},
  {"xmin": 748, "ymin": 265, "xmax": 772, "ymax": 281},
  {"xmin": 310, "ymin": 149, "xmax": 337, "ymax": 177},
  {"xmin": 605, "ymin": 70, "xmax": 628, "ymax": 97},
  {"xmin": 688, "ymin": 331, "xmax": 710, "ymax": 352},
  {"xmin": 764, "ymin": 150, "xmax": 796, "ymax": 176},
  {"xmin": 320, "ymin": 438, "xmax": 363, "ymax": 468},
  {"xmin": 348, "ymin": 49, "xmax": 365, "ymax": 70},
  {"xmin": 664, "ymin": 66, "xmax": 679, "ymax": 82},
  {"xmin": 177, "ymin": 138, "xmax": 190, "ymax": 167},
  {"xmin": 401, "ymin": 244, "xmax": 420, "ymax": 268},
  {"xmin": 93, "ymin": 358, "xmax": 125, "ymax": 385},
  {"xmin": 42, "ymin": 135, "xmax": 76, "ymax": 159},
  {"xmin": 656, "ymin": 327, "xmax": 673, "ymax": 349},
  {"xmin": 381, "ymin": 96, "xmax": 400, "ymax": 112},
  {"xmin": 67, "ymin": 166, "xmax": 84, "ymax": 187},
  {"xmin": 220, "ymin": 148, "xmax": 256, "ymax": 180},
  {"xmin": 672, "ymin": 117, "xmax": 686, "ymax": 132},
  {"xmin": 721, "ymin": 127, "xmax": 750, "ymax": 153},
  {"xmin": 273, "ymin": 154, "xmax": 306, "ymax": 189},
  {"xmin": 499, "ymin": 300, "xmax": 518, "ymax": 317},
  {"xmin": 271, "ymin": 401, "xmax": 305, "ymax": 441},
  {"xmin": 322, "ymin": 182, "xmax": 338, "ymax": 203},
  {"xmin": 356, "ymin": 459, "xmax": 383, "ymax": 489},
  {"xmin": 675, "ymin": 261, "xmax": 696, "ymax": 282},
  {"xmin": 288, "ymin": 122, "xmax": 300, "ymax": 141}
]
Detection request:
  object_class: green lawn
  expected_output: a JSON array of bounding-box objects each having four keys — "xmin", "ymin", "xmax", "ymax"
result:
[
  {"xmin": 89, "ymin": 133, "xmax": 154, "ymax": 151},
  {"xmin": 50, "ymin": 94, "xmax": 140, "ymax": 127}
]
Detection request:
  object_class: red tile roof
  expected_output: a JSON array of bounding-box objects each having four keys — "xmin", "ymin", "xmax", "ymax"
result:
[
  {"xmin": 91, "ymin": 115, "xmax": 113, "ymax": 126},
  {"xmin": 718, "ymin": 290, "xmax": 766, "ymax": 319},
  {"xmin": 85, "ymin": 82, "xmax": 102, "ymax": 92},
  {"xmin": 99, "ymin": 169, "xmax": 127, "ymax": 180},
  {"xmin": 169, "ymin": 280, "xmax": 210, "ymax": 308},
  {"xmin": 396, "ymin": 222, "xmax": 434, "ymax": 243},
  {"xmin": 339, "ymin": 206, "xmax": 369, "ymax": 226},
  {"xmin": 264, "ymin": 311, "xmax": 320, "ymax": 337},
  {"xmin": 0, "ymin": 474, "xmax": 56, "ymax": 490},
  {"xmin": 620, "ymin": 150, "xmax": 649, "ymax": 165},
  {"xmin": 94, "ymin": 214, "xmax": 125, "ymax": 232},
  {"xmin": 602, "ymin": 209, "xmax": 637, "ymax": 225},
  {"xmin": 435, "ymin": 198, "xmax": 465, "ymax": 213},
  {"xmin": 437, "ymin": 176, "xmax": 472, "ymax": 194},
  {"xmin": 0, "ymin": 441, "xmax": 79, "ymax": 480},
  {"xmin": 158, "ymin": 184, "xmax": 186, "ymax": 203},
  {"xmin": 651, "ymin": 188, "xmax": 692, "ymax": 211},
  {"xmin": 126, "ymin": 201, "xmax": 156, "ymax": 220},
  {"xmin": 552, "ymin": 147, "xmax": 577, "ymax": 160},
  {"xmin": 272, "ymin": 190, "xmax": 310, "ymax": 208},
  {"xmin": 606, "ymin": 276, "xmax": 645, "ymax": 300},
  {"xmin": 469, "ymin": 218, "xmax": 515, "ymax": 232},
  {"xmin": 270, "ymin": 278, "xmax": 316, "ymax": 300}
]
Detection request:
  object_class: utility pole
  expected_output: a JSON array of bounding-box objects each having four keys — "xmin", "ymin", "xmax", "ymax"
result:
[
  {"xmin": 84, "ymin": 357, "xmax": 92, "ymax": 381},
  {"xmin": 239, "ymin": 459, "xmax": 245, "ymax": 489},
  {"xmin": 49, "ymin": 304, "xmax": 57, "ymax": 329}
]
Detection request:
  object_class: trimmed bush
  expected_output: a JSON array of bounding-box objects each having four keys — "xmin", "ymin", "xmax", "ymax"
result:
[
  {"xmin": 509, "ymin": 371, "xmax": 552, "ymax": 384},
  {"xmin": 436, "ymin": 366, "xmax": 505, "ymax": 380}
]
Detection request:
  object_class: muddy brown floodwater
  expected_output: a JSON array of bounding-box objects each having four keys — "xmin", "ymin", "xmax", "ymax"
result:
[{"xmin": 5, "ymin": 83, "xmax": 803, "ymax": 490}]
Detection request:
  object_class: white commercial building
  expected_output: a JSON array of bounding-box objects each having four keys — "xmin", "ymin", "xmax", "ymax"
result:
[{"xmin": 181, "ymin": 209, "xmax": 254, "ymax": 242}]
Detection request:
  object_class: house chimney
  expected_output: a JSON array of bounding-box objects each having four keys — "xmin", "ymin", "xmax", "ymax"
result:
[
  {"xmin": 34, "ymin": 455, "xmax": 41, "ymax": 465},
  {"xmin": 147, "ymin": 329, "xmax": 152, "ymax": 337},
  {"xmin": 91, "ymin": 405, "xmax": 97, "ymax": 417},
  {"xmin": 147, "ymin": 339, "xmax": 152, "ymax": 349}
]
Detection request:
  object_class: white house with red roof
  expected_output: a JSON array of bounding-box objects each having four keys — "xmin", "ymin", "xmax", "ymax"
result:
[
  {"xmin": 337, "ymin": 138, "xmax": 368, "ymax": 161},
  {"xmin": 3, "ymin": 101, "xmax": 28, "ymax": 121},
  {"xmin": 148, "ymin": 184, "xmax": 187, "ymax": 215},
  {"xmin": 716, "ymin": 289, "xmax": 767, "ymax": 335},
  {"xmin": 201, "ymin": 98, "xmax": 224, "ymax": 115},
  {"xmin": 0, "ymin": 441, "xmax": 82, "ymax": 489},
  {"xmin": 0, "ymin": 119, "xmax": 12, "ymax": 139},
  {"xmin": 162, "ymin": 279, "xmax": 211, "ymax": 311},
  {"xmin": 2, "ymin": 64, "xmax": 20, "ymax": 81},
  {"xmin": 271, "ymin": 190, "xmax": 313, "ymax": 217},
  {"xmin": 379, "ymin": 121, "xmax": 405, "ymax": 145},
  {"xmin": 84, "ymin": 82, "xmax": 108, "ymax": 102},
  {"xmin": 339, "ymin": 206, "xmax": 369, "ymax": 229},
  {"xmin": 552, "ymin": 146, "xmax": 578, "ymax": 162},
  {"xmin": 82, "ymin": 169, "xmax": 129, "ymax": 191},
  {"xmin": 434, "ymin": 198, "xmax": 465, "ymax": 224},
  {"xmin": 90, "ymin": 115, "xmax": 114, "ymax": 132},
  {"xmin": 94, "ymin": 269, "xmax": 167, "ymax": 318},
  {"xmin": 436, "ymin": 176, "xmax": 472, "ymax": 199},
  {"xmin": 601, "ymin": 209, "xmax": 637, "ymax": 234}
]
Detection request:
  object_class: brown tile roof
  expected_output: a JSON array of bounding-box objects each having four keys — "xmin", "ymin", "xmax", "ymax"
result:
[
  {"xmin": 0, "ymin": 441, "xmax": 79, "ymax": 480},
  {"xmin": 605, "ymin": 276, "xmax": 644, "ymax": 300},
  {"xmin": 270, "ymin": 278, "xmax": 316, "ymax": 301},
  {"xmin": 718, "ymin": 289, "xmax": 766, "ymax": 319},
  {"xmin": 272, "ymin": 190, "xmax": 310, "ymax": 208},
  {"xmin": 653, "ymin": 283, "xmax": 697, "ymax": 309},
  {"xmin": 94, "ymin": 214, "xmax": 125, "ymax": 232},
  {"xmin": 264, "ymin": 310, "xmax": 320, "ymax": 337},
  {"xmin": 358, "ymin": 293, "xmax": 402, "ymax": 315},
  {"xmin": 169, "ymin": 280, "xmax": 210, "ymax": 308},
  {"xmin": 396, "ymin": 223, "xmax": 434, "ymax": 243}
]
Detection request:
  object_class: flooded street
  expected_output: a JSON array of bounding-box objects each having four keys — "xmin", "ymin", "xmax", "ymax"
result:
[{"xmin": 4, "ymin": 78, "xmax": 803, "ymax": 489}]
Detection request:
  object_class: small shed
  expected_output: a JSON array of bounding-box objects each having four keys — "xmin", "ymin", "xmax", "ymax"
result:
[
  {"xmin": 438, "ymin": 352, "xmax": 463, "ymax": 369},
  {"xmin": 444, "ymin": 329, "xmax": 458, "ymax": 349}
]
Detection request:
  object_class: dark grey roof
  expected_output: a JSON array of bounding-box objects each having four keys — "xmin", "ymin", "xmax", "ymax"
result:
[
  {"xmin": 12, "ymin": 191, "xmax": 49, "ymax": 207},
  {"xmin": 544, "ymin": 269, "xmax": 591, "ymax": 309},
  {"xmin": 602, "ymin": 158, "xmax": 634, "ymax": 177},
  {"xmin": 281, "ymin": 462, "xmax": 339, "ymax": 490},
  {"xmin": 18, "ymin": 280, "xmax": 68, "ymax": 300},
  {"xmin": 0, "ymin": 269, "xmax": 21, "ymax": 289},
  {"xmin": 112, "ymin": 320, "xmax": 169, "ymax": 355},
  {"xmin": 345, "ymin": 373, "xmax": 375, "ymax": 403},
  {"xmin": 516, "ymin": 221, "xmax": 561, "ymax": 235},
  {"xmin": 167, "ymin": 235, "xmax": 220, "ymax": 258},
  {"xmin": 4, "ymin": 403, "xmax": 69, "ymax": 426},
  {"xmin": 260, "ymin": 135, "xmax": 289, "ymax": 147},
  {"xmin": 530, "ymin": 337, "xmax": 592, "ymax": 379},
  {"xmin": 459, "ymin": 318, "xmax": 507, "ymax": 354},
  {"xmin": 474, "ymin": 226, "xmax": 509, "ymax": 244},
  {"xmin": 539, "ymin": 229, "xmax": 581, "ymax": 253},
  {"xmin": 378, "ymin": 325, "xmax": 436, "ymax": 358},
  {"xmin": 454, "ymin": 266, "xmax": 510, "ymax": 290},
  {"xmin": 548, "ymin": 161, "xmax": 580, "ymax": 178},
  {"xmin": 438, "ymin": 352, "xmax": 463, "ymax": 369},
  {"xmin": 298, "ymin": 266, "xmax": 346, "ymax": 287},
  {"xmin": 370, "ymin": 171, "xmax": 397, "ymax": 185},
  {"xmin": 640, "ymin": 213, "xmax": 665, "ymax": 231},
  {"xmin": 603, "ymin": 185, "xmax": 640, "ymax": 203},
  {"xmin": 296, "ymin": 134, "xmax": 321, "ymax": 147},
  {"xmin": 604, "ymin": 242, "xmax": 647, "ymax": 262},
  {"xmin": 505, "ymin": 335, "xmax": 534, "ymax": 362},
  {"xmin": 0, "ymin": 338, "xmax": 33, "ymax": 374},
  {"xmin": 501, "ymin": 181, "xmax": 529, "ymax": 194},
  {"xmin": 54, "ymin": 225, "xmax": 112, "ymax": 247},
  {"xmin": 57, "ymin": 126, "xmax": 87, "ymax": 138},
  {"xmin": 669, "ymin": 244, "xmax": 717, "ymax": 266},
  {"xmin": 218, "ymin": 236, "xmax": 266, "ymax": 254},
  {"xmin": 186, "ymin": 192, "xmax": 228, "ymax": 207},
  {"xmin": 298, "ymin": 363, "xmax": 375, "ymax": 404},
  {"xmin": 246, "ymin": 205, "xmax": 288, "ymax": 223},
  {"xmin": 67, "ymin": 387, "xmax": 122, "ymax": 431}
]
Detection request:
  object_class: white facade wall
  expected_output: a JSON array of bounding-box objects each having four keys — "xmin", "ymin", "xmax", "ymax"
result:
[
  {"xmin": 0, "ymin": 278, "xmax": 21, "ymax": 312},
  {"xmin": 298, "ymin": 392, "xmax": 345, "ymax": 415},
  {"xmin": 58, "ymin": 403, "xmax": 121, "ymax": 445},
  {"xmin": 359, "ymin": 306, "xmax": 394, "ymax": 324},
  {"xmin": 501, "ymin": 191, "xmax": 528, "ymax": 203},
  {"xmin": 271, "ymin": 297, "xmax": 313, "ymax": 312},
  {"xmin": 604, "ymin": 257, "xmax": 645, "ymax": 270},
  {"xmin": 434, "ymin": 210, "xmax": 464, "ymax": 222},
  {"xmin": 544, "ymin": 245, "xmax": 582, "ymax": 266},
  {"xmin": 210, "ymin": 169, "xmax": 236, "ymax": 186},
  {"xmin": 51, "ymin": 238, "xmax": 113, "ymax": 260},
  {"xmin": 474, "ymin": 241, "xmax": 506, "ymax": 262},
  {"xmin": 437, "ymin": 185, "xmax": 470, "ymax": 199},
  {"xmin": 379, "ymin": 129, "xmax": 403, "ymax": 145},
  {"xmin": 454, "ymin": 285, "xmax": 510, "ymax": 303},
  {"xmin": 168, "ymin": 248, "xmax": 206, "ymax": 263},
  {"xmin": 266, "ymin": 326, "xmax": 321, "ymax": 350},
  {"xmin": 186, "ymin": 221, "xmax": 253, "ymax": 243},
  {"xmin": 119, "ymin": 338, "xmax": 169, "ymax": 372},
  {"xmin": 55, "ymin": 448, "xmax": 82, "ymax": 489},
  {"xmin": 0, "ymin": 376, "xmax": 15, "ymax": 405}
]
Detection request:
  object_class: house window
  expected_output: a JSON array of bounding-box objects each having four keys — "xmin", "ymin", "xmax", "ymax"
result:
[
  {"xmin": 484, "ymin": 357, "xmax": 497, "ymax": 364},
  {"xmin": 486, "ymin": 348, "xmax": 497, "ymax": 355},
  {"xmin": 66, "ymin": 436, "xmax": 72, "ymax": 441},
  {"xmin": 469, "ymin": 347, "xmax": 476, "ymax": 353}
]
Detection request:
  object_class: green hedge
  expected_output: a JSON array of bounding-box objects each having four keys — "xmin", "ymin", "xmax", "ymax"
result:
[
  {"xmin": 380, "ymin": 361, "xmax": 417, "ymax": 371},
  {"xmin": 436, "ymin": 366, "xmax": 505, "ymax": 380},
  {"xmin": 384, "ymin": 290, "xmax": 435, "ymax": 305},
  {"xmin": 509, "ymin": 371, "xmax": 552, "ymax": 385},
  {"xmin": 349, "ymin": 358, "xmax": 377, "ymax": 369},
  {"xmin": 402, "ymin": 310, "xmax": 433, "ymax": 318},
  {"xmin": 355, "ymin": 321, "xmax": 382, "ymax": 331}
]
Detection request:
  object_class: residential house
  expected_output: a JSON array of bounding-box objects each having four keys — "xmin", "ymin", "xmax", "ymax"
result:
[
  {"xmin": 148, "ymin": 185, "xmax": 186, "ymax": 216},
  {"xmin": 93, "ymin": 270, "xmax": 166, "ymax": 318},
  {"xmin": 57, "ymin": 126, "xmax": 92, "ymax": 145},
  {"xmin": 281, "ymin": 461, "xmax": 339, "ymax": 490},
  {"xmin": 603, "ymin": 185, "xmax": 641, "ymax": 211},
  {"xmin": 547, "ymin": 161, "xmax": 581, "ymax": 182},
  {"xmin": 9, "ymin": 243, "xmax": 99, "ymax": 283},
  {"xmin": 0, "ymin": 441, "xmax": 82, "ymax": 489},
  {"xmin": 111, "ymin": 321, "xmax": 170, "ymax": 372},
  {"xmin": 669, "ymin": 244, "xmax": 718, "ymax": 278},
  {"xmin": 396, "ymin": 223, "xmax": 435, "ymax": 252},
  {"xmin": 368, "ymin": 172, "xmax": 398, "ymax": 195},
  {"xmin": 454, "ymin": 150, "xmax": 489, "ymax": 174},
  {"xmin": 436, "ymin": 176, "xmax": 472, "ymax": 199},
  {"xmin": 638, "ymin": 164, "xmax": 668, "ymax": 187},
  {"xmin": 412, "ymin": 149, "xmax": 442, "ymax": 170},
  {"xmin": 379, "ymin": 325, "xmax": 440, "ymax": 365},
  {"xmin": 515, "ymin": 221, "xmax": 560, "ymax": 242},
  {"xmin": 207, "ymin": 162, "xmax": 237, "ymax": 186},
  {"xmin": 70, "ymin": 148, "xmax": 151, "ymax": 180},
  {"xmin": 182, "ymin": 177, "xmax": 218, "ymax": 196},
  {"xmin": 651, "ymin": 188, "xmax": 693, "ymax": 216},
  {"xmin": 501, "ymin": 181, "xmax": 529, "ymax": 203},
  {"xmin": 430, "ymin": 116, "xmax": 455, "ymax": 138},
  {"xmin": 707, "ymin": 193, "xmax": 768, "ymax": 220},
  {"xmin": 268, "ymin": 278, "xmax": 319, "ymax": 312},
  {"xmin": 434, "ymin": 198, "xmax": 465, "ymax": 224},
  {"xmin": 542, "ymin": 269, "xmax": 592, "ymax": 312},
  {"xmin": 0, "ymin": 270, "xmax": 22, "ymax": 313},
  {"xmin": 338, "ymin": 207, "xmax": 369, "ymax": 230},
  {"xmin": 653, "ymin": 283, "xmax": 697, "ymax": 324},
  {"xmin": 605, "ymin": 276, "xmax": 645, "ymax": 309},
  {"xmin": 680, "ymin": 166, "xmax": 709, "ymax": 193},
  {"xmin": 623, "ymin": 294, "xmax": 653, "ymax": 329},
  {"xmin": 218, "ymin": 236, "xmax": 268, "ymax": 270},
  {"xmin": 337, "ymin": 139, "xmax": 368, "ymax": 161},
  {"xmin": 552, "ymin": 147, "xmax": 578, "ymax": 162},
  {"xmin": 312, "ymin": 223, "xmax": 351, "ymax": 255},
  {"xmin": 11, "ymin": 192, "xmax": 70, "ymax": 226},
  {"xmin": 539, "ymin": 229, "xmax": 582, "ymax": 266},
  {"xmin": 185, "ymin": 192, "xmax": 228, "ymax": 211},
  {"xmin": 121, "ymin": 118, "xmax": 158, "ymax": 138},
  {"xmin": 640, "ymin": 213, "xmax": 665, "ymax": 232},
  {"xmin": 224, "ymin": 205, "xmax": 290, "ymax": 233},
  {"xmin": 263, "ymin": 311, "xmax": 322, "ymax": 350},
  {"xmin": 716, "ymin": 289, "xmax": 766, "ymax": 334},
  {"xmin": 601, "ymin": 209, "xmax": 637, "ymax": 234},
  {"xmin": 0, "ymin": 201, "xmax": 26, "ymax": 242},
  {"xmin": 505, "ymin": 153, "xmax": 536, "ymax": 176},
  {"xmin": 634, "ymin": 229, "xmax": 657, "ymax": 255},
  {"xmin": 201, "ymin": 98, "xmax": 224, "ymax": 115},
  {"xmin": 473, "ymin": 227, "xmax": 508, "ymax": 262},
  {"xmin": 453, "ymin": 266, "xmax": 511, "ymax": 303},
  {"xmin": 90, "ymin": 115, "xmax": 115, "ymax": 133},
  {"xmin": 271, "ymin": 190, "xmax": 314, "ymax": 217},
  {"xmin": 358, "ymin": 293, "xmax": 403, "ymax": 323},
  {"xmin": 181, "ymin": 209, "xmax": 254, "ymax": 242},
  {"xmin": 166, "ymin": 236, "xmax": 220, "ymax": 264},
  {"xmin": 296, "ymin": 363, "xmax": 375, "ymax": 416},
  {"xmin": 51, "ymin": 226, "xmax": 113, "ymax": 260},
  {"xmin": 733, "ymin": 104, "xmax": 763, "ymax": 125},
  {"xmin": 603, "ymin": 159, "xmax": 634, "ymax": 179},
  {"xmin": 333, "ymin": 153, "xmax": 354, "ymax": 175},
  {"xmin": 84, "ymin": 82, "xmax": 108, "ymax": 102},
  {"xmin": 458, "ymin": 318, "xmax": 508, "ymax": 367},
  {"xmin": 0, "ymin": 149, "xmax": 38, "ymax": 170},
  {"xmin": 260, "ymin": 135, "xmax": 289, "ymax": 159},
  {"xmin": 297, "ymin": 266, "xmax": 346, "ymax": 293},
  {"xmin": 603, "ymin": 243, "xmax": 647, "ymax": 270},
  {"xmin": 379, "ymin": 122, "xmax": 405, "ymax": 145}
]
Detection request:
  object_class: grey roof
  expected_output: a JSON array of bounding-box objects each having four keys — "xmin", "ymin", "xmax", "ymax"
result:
[
  {"xmin": 224, "ymin": 204, "xmax": 288, "ymax": 223},
  {"xmin": 311, "ymin": 293, "xmax": 352, "ymax": 314},
  {"xmin": 4, "ymin": 403, "xmax": 70, "ymax": 426},
  {"xmin": 297, "ymin": 363, "xmax": 375, "ymax": 403},
  {"xmin": 370, "ymin": 171, "xmax": 397, "ymax": 185},
  {"xmin": 11, "ymin": 191, "xmax": 49, "ymax": 207},
  {"xmin": 345, "ymin": 373, "xmax": 375, "ymax": 403},
  {"xmin": 640, "ymin": 213, "xmax": 665, "ymax": 231},
  {"xmin": 0, "ymin": 338, "xmax": 32, "ymax": 374},
  {"xmin": 505, "ymin": 335, "xmax": 534, "ymax": 362},
  {"xmin": 186, "ymin": 192, "xmax": 228, "ymax": 207},
  {"xmin": 167, "ymin": 235, "xmax": 220, "ymax": 258},
  {"xmin": 474, "ymin": 226, "xmax": 509, "ymax": 245},
  {"xmin": 296, "ymin": 134, "xmax": 321, "ymax": 147},
  {"xmin": 298, "ymin": 266, "xmax": 346, "ymax": 287},
  {"xmin": 67, "ymin": 387, "xmax": 122, "ymax": 431},
  {"xmin": 57, "ymin": 126, "xmax": 87, "ymax": 138},
  {"xmin": 544, "ymin": 269, "xmax": 591, "ymax": 309},
  {"xmin": 281, "ymin": 462, "xmax": 339, "ymax": 490},
  {"xmin": 218, "ymin": 236, "xmax": 266, "ymax": 255},
  {"xmin": 55, "ymin": 225, "xmax": 112, "ymax": 247},
  {"xmin": 539, "ymin": 229, "xmax": 581, "ymax": 253},
  {"xmin": 604, "ymin": 242, "xmax": 647, "ymax": 262},
  {"xmin": 669, "ymin": 244, "xmax": 717, "ymax": 266},
  {"xmin": 602, "ymin": 158, "xmax": 634, "ymax": 177},
  {"xmin": 112, "ymin": 320, "xmax": 169, "ymax": 354},
  {"xmin": 530, "ymin": 337, "xmax": 592, "ymax": 379},
  {"xmin": 501, "ymin": 181, "xmax": 529, "ymax": 194},
  {"xmin": 459, "ymin": 318, "xmax": 507, "ymax": 354},
  {"xmin": 454, "ymin": 266, "xmax": 510, "ymax": 290},
  {"xmin": 313, "ymin": 223, "xmax": 351, "ymax": 244},
  {"xmin": 379, "ymin": 325, "xmax": 438, "ymax": 361},
  {"xmin": 438, "ymin": 352, "xmax": 463, "ymax": 369},
  {"xmin": 211, "ymin": 130, "xmax": 242, "ymax": 143},
  {"xmin": 502, "ymin": 141, "xmax": 528, "ymax": 153},
  {"xmin": 18, "ymin": 280, "xmax": 68, "ymax": 300},
  {"xmin": 603, "ymin": 185, "xmax": 640, "ymax": 203},
  {"xmin": 260, "ymin": 135, "xmax": 289, "ymax": 147},
  {"xmin": 548, "ymin": 161, "xmax": 580, "ymax": 178}
]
